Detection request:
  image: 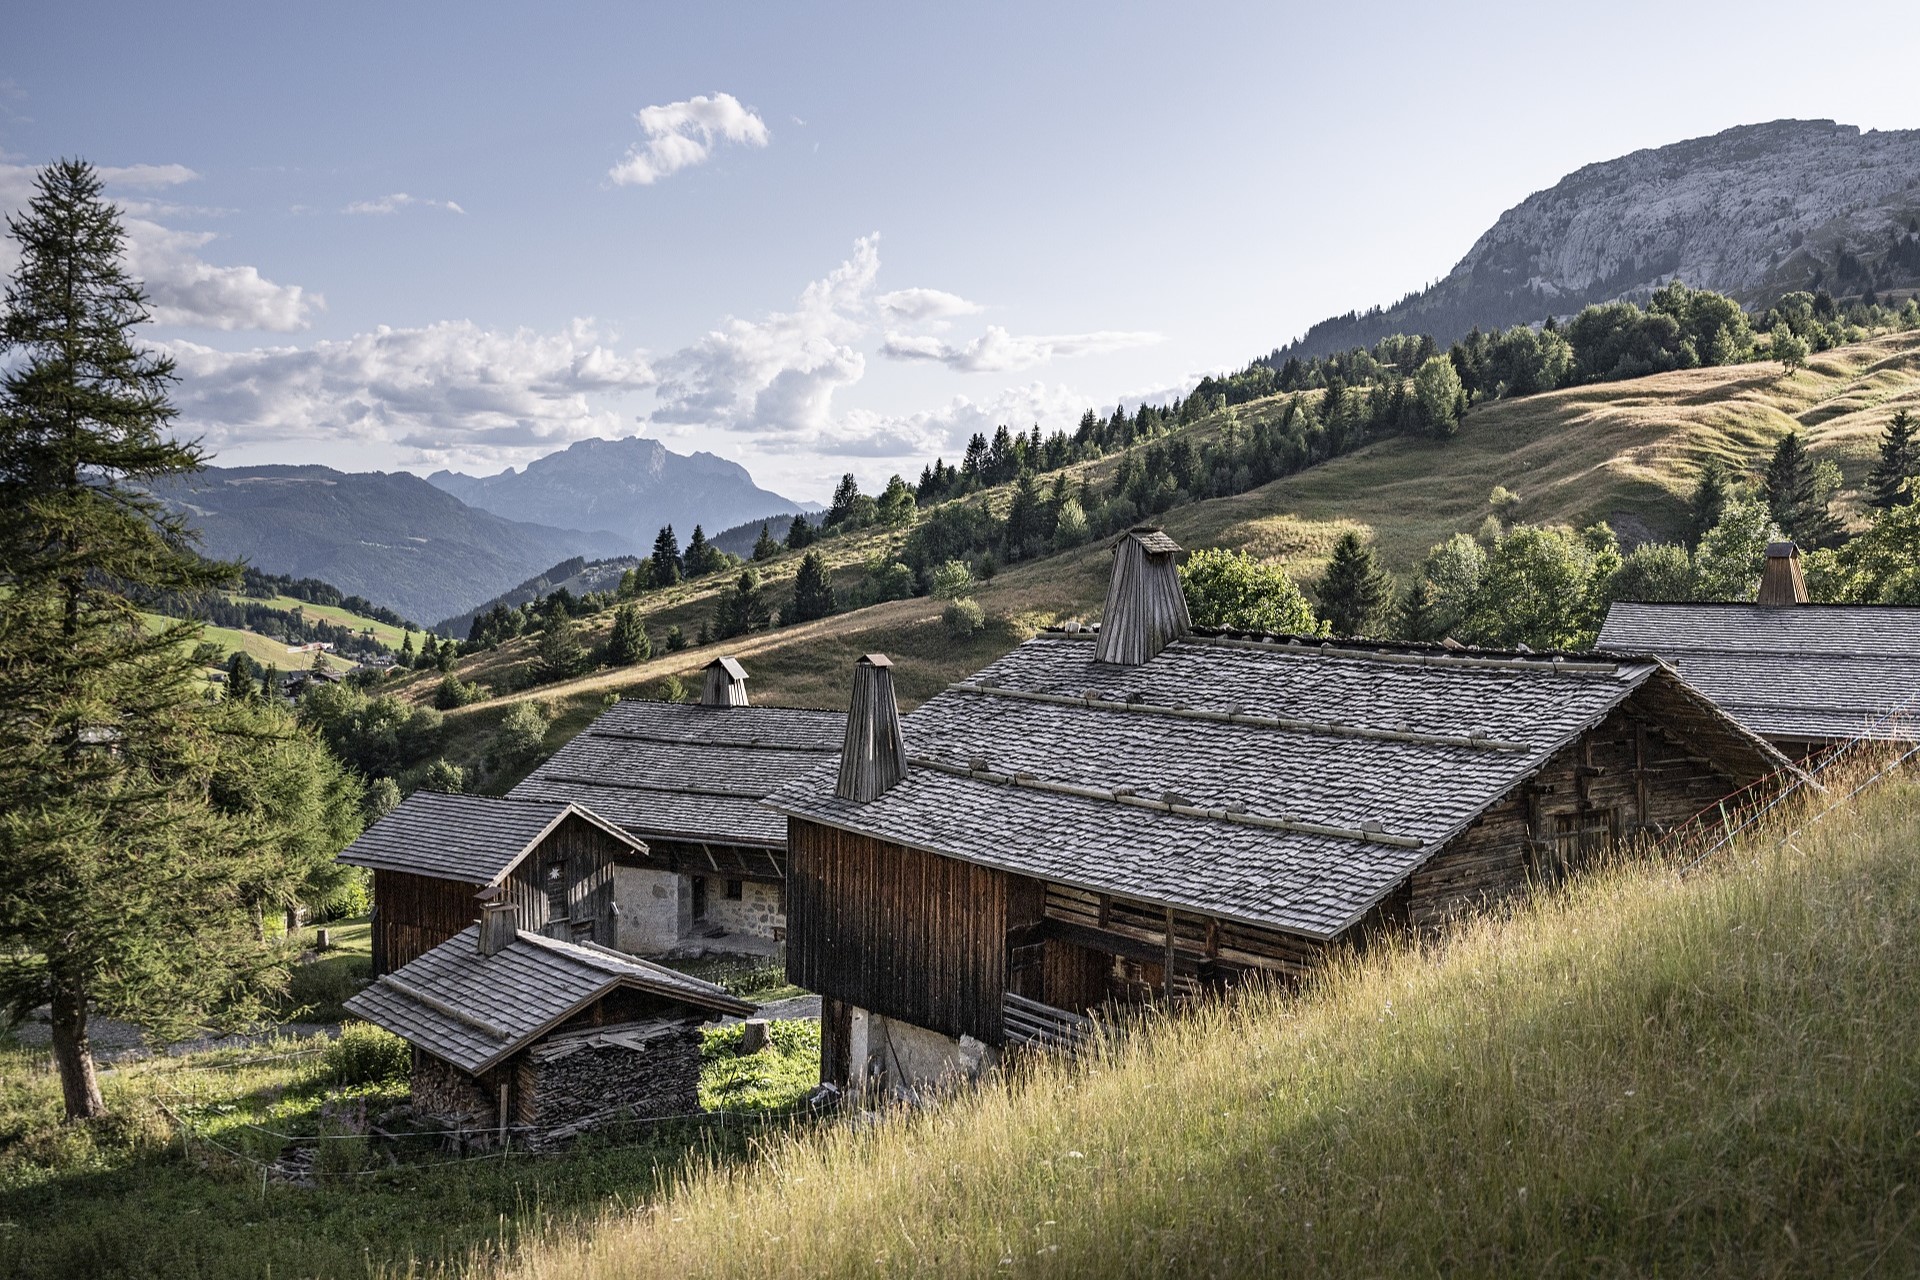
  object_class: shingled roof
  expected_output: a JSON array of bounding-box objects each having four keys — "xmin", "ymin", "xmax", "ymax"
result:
[
  {"xmin": 343, "ymin": 926, "xmax": 753, "ymax": 1074},
  {"xmin": 768, "ymin": 629, "xmax": 1794, "ymax": 940},
  {"xmin": 337, "ymin": 792, "xmax": 647, "ymax": 885},
  {"xmin": 1598, "ymin": 602, "xmax": 1920, "ymax": 743},
  {"xmin": 510, "ymin": 699, "xmax": 845, "ymax": 848}
]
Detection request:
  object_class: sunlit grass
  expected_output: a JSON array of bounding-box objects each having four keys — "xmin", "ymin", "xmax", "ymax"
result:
[{"xmin": 498, "ymin": 760, "xmax": 1920, "ymax": 1279}]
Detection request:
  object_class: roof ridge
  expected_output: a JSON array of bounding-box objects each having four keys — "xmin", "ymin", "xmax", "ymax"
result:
[
  {"xmin": 580, "ymin": 728, "xmax": 841, "ymax": 751},
  {"xmin": 1041, "ymin": 627, "xmax": 1635, "ymax": 674}
]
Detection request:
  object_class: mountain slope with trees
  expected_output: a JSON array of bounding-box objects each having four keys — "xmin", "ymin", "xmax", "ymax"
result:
[
  {"xmin": 150, "ymin": 464, "xmax": 626, "ymax": 623},
  {"xmin": 1274, "ymin": 119, "xmax": 1920, "ymax": 360}
]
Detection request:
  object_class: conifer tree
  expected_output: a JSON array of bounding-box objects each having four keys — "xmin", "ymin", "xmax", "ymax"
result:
[
  {"xmin": 1868, "ymin": 409, "xmax": 1919, "ymax": 509},
  {"xmin": 784, "ymin": 512, "xmax": 815, "ymax": 551},
  {"xmin": 607, "ymin": 602, "xmax": 652, "ymax": 665},
  {"xmin": 649, "ymin": 524, "xmax": 682, "ymax": 587},
  {"xmin": 1688, "ymin": 458, "xmax": 1737, "ymax": 546},
  {"xmin": 683, "ymin": 524, "xmax": 716, "ymax": 578},
  {"xmin": 752, "ymin": 522, "xmax": 781, "ymax": 560},
  {"xmin": 1764, "ymin": 431, "xmax": 1844, "ymax": 548},
  {"xmin": 0, "ymin": 160, "xmax": 323, "ymax": 1119},
  {"xmin": 1315, "ymin": 531, "xmax": 1394, "ymax": 637},
  {"xmin": 790, "ymin": 550, "xmax": 834, "ymax": 622},
  {"xmin": 535, "ymin": 610, "xmax": 588, "ymax": 681},
  {"xmin": 714, "ymin": 568, "xmax": 770, "ymax": 638}
]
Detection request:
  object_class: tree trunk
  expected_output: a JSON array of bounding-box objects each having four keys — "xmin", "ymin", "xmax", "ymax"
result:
[{"xmin": 48, "ymin": 969, "xmax": 105, "ymax": 1121}]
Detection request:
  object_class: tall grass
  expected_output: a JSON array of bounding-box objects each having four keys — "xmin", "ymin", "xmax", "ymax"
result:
[{"xmin": 501, "ymin": 764, "xmax": 1920, "ymax": 1279}]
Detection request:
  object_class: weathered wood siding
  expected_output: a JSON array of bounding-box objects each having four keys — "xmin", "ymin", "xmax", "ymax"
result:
[
  {"xmin": 1409, "ymin": 701, "xmax": 1742, "ymax": 927},
  {"xmin": 370, "ymin": 813, "xmax": 622, "ymax": 974},
  {"xmin": 786, "ymin": 819, "xmax": 1010, "ymax": 1044}
]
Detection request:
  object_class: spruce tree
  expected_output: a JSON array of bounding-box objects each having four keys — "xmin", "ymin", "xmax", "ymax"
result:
[
  {"xmin": 1764, "ymin": 431, "xmax": 1844, "ymax": 548},
  {"xmin": 648, "ymin": 524, "xmax": 681, "ymax": 587},
  {"xmin": 535, "ymin": 611, "xmax": 588, "ymax": 681},
  {"xmin": 0, "ymin": 160, "xmax": 311, "ymax": 1119},
  {"xmin": 1315, "ymin": 531, "xmax": 1394, "ymax": 637},
  {"xmin": 683, "ymin": 524, "xmax": 715, "ymax": 577},
  {"xmin": 824, "ymin": 473, "xmax": 863, "ymax": 528},
  {"xmin": 752, "ymin": 522, "xmax": 781, "ymax": 560},
  {"xmin": 607, "ymin": 602, "xmax": 652, "ymax": 665},
  {"xmin": 1688, "ymin": 458, "xmax": 1736, "ymax": 546},
  {"xmin": 715, "ymin": 568, "xmax": 770, "ymax": 637},
  {"xmin": 1868, "ymin": 409, "xmax": 1919, "ymax": 509},
  {"xmin": 790, "ymin": 550, "xmax": 834, "ymax": 622},
  {"xmin": 784, "ymin": 512, "xmax": 815, "ymax": 551}
]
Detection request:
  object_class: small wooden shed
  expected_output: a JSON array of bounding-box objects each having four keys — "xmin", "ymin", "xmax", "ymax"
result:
[
  {"xmin": 338, "ymin": 792, "xmax": 650, "ymax": 975},
  {"xmin": 509, "ymin": 657, "xmax": 845, "ymax": 954},
  {"xmin": 344, "ymin": 904, "xmax": 752, "ymax": 1145}
]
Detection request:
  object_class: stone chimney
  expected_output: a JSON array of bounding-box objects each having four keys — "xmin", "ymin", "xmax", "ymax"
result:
[
  {"xmin": 835, "ymin": 654, "xmax": 908, "ymax": 803},
  {"xmin": 700, "ymin": 656, "xmax": 751, "ymax": 707},
  {"xmin": 478, "ymin": 899, "xmax": 518, "ymax": 957},
  {"xmin": 1095, "ymin": 526, "xmax": 1192, "ymax": 665},
  {"xmin": 1757, "ymin": 541, "xmax": 1809, "ymax": 607}
]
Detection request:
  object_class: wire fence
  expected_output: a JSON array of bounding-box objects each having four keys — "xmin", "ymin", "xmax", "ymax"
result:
[
  {"xmin": 1662, "ymin": 694, "xmax": 1920, "ymax": 877},
  {"xmin": 153, "ymin": 1076, "xmax": 828, "ymax": 1186}
]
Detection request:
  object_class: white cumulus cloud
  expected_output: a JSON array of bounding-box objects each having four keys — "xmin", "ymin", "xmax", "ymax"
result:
[
  {"xmin": 880, "ymin": 323, "xmax": 1162, "ymax": 373},
  {"xmin": 648, "ymin": 234, "xmax": 878, "ymax": 445},
  {"xmin": 343, "ymin": 193, "xmax": 466, "ymax": 216},
  {"xmin": 166, "ymin": 320, "xmax": 656, "ymax": 469},
  {"xmin": 608, "ymin": 92, "xmax": 770, "ymax": 186},
  {"xmin": 1, "ymin": 161, "xmax": 318, "ymax": 332}
]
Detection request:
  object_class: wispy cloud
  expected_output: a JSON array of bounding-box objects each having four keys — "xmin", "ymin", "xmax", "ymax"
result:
[
  {"xmin": 880, "ymin": 324, "xmax": 1161, "ymax": 373},
  {"xmin": 343, "ymin": 192, "xmax": 466, "ymax": 216},
  {"xmin": 876, "ymin": 287, "xmax": 982, "ymax": 324},
  {"xmin": 608, "ymin": 92, "xmax": 769, "ymax": 186},
  {"xmin": 98, "ymin": 163, "xmax": 199, "ymax": 189}
]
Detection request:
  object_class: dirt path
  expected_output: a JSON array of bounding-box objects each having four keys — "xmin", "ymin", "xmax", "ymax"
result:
[{"xmin": 9, "ymin": 1009, "xmax": 339, "ymax": 1067}]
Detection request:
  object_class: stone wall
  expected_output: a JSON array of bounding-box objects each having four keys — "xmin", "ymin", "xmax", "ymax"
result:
[
  {"xmin": 613, "ymin": 864, "xmax": 688, "ymax": 954},
  {"xmin": 696, "ymin": 876, "xmax": 785, "ymax": 941}
]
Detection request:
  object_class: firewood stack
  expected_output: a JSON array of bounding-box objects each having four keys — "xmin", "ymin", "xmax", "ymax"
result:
[{"xmin": 518, "ymin": 1019, "xmax": 705, "ymax": 1143}]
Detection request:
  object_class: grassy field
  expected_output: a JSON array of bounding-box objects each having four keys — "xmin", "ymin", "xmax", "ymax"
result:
[
  {"xmin": 283, "ymin": 916, "xmax": 372, "ymax": 1023},
  {"xmin": 490, "ymin": 757, "xmax": 1920, "ymax": 1280},
  {"xmin": 0, "ymin": 1018, "xmax": 822, "ymax": 1280},
  {"xmin": 392, "ymin": 331, "xmax": 1920, "ymax": 795},
  {"xmin": 228, "ymin": 593, "xmax": 413, "ymax": 649},
  {"xmin": 144, "ymin": 613, "xmax": 356, "ymax": 677}
]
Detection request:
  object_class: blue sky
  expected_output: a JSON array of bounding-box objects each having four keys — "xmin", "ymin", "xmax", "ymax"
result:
[{"xmin": 5, "ymin": 1, "xmax": 1919, "ymax": 501}]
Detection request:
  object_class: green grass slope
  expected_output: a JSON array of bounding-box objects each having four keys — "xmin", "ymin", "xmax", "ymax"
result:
[{"xmin": 501, "ymin": 763, "xmax": 1920, "ymax": 1280}]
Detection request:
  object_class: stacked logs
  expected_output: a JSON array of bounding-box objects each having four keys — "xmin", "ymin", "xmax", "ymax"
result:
[{"xmin": 517, "ymin": 1019, "xmax": 705, "ymax": 1144}]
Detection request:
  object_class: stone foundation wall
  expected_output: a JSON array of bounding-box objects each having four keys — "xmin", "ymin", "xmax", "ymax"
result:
[{"xmin": 846, "ymin": 1006, "xmax": 998, "ymax": 1099}]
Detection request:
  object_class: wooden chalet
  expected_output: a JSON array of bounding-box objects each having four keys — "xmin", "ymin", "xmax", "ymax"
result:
[
  {"xmin": 1599, "ymin": 542, "xmax": 1920, "ymax": 754},
  {"xmin": 338, "ymin": 792, "xmax": 650, "ymax": 975},
  {"xmin": 767, "ymin": 528, "xmax": 1803, "ymax": 1093},
  {"xmin": 509, "ymin": 657, "xmax": 845, "ymax": 954},
  {"xmin": 344, "ymin": 902, "xmax": 751, "ymax": 1145}
]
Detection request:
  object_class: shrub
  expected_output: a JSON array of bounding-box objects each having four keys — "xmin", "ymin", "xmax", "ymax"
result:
[
  {"xmin": 323, "ymin": 1021, "xmax": 410, "ymax": 1086},
  {"xmin": 432, "ymin": 673, "xmax": 485, "ymax": 710},
  {"xmin": 496, "ymin": 699, "xmax": 549, "ymax": 762},
  {"xmin": 929, "ymin": 559, "xmax": 975, "ymax": 600},
  {"xmin": 419, "ymin": 758, "xmax": 464, "ymax": 793},
  {"xmin": 943, "ymin": 597, "xmax": 986, "ymax": 638}
]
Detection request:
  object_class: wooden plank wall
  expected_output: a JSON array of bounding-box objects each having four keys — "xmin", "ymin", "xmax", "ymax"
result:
[
  {"xmin": 371, "ymin": 814, "xmax": 623, "ymax": 973},
  {"xmin": 786, "ymin": 819, "xmax": 1010, "ymax": 1045},
  {"xmin": 1408, "ymin": 702, "xmax": 1741, "ymax": 927}
]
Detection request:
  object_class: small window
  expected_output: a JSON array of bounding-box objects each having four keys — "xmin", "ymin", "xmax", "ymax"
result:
[
  {"xmin": 545, "ymin": 862, "xmax": 568, "ymax": 921},
  {"xmin": 725, "ymin": 879, "xmax": 744, "ymax": 901}
]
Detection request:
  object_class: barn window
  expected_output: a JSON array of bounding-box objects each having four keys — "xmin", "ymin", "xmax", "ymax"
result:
[
  {"xmin": 545, "ymin": 862, "xmax": 568, "ymax": 922},
  {"xmin": 725, "ymin": 879, "xmax": 744, "ymax": 901},
  {"xmin": 1547, "ymin": 809, "xmax": 1619, "ymax": 880}
]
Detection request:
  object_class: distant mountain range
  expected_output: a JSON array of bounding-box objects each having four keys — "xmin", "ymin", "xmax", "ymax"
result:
[
  {"xmin": 154, "ymin": 465, "xmax": 626, "ymax": 624},
  {"xmin": 426, "ymin": 436, "xmax": 812, "ymax": 554},
  {"xmin": 1273, "ymin": 120, "xmax": 1920, "ymax": 360}
]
